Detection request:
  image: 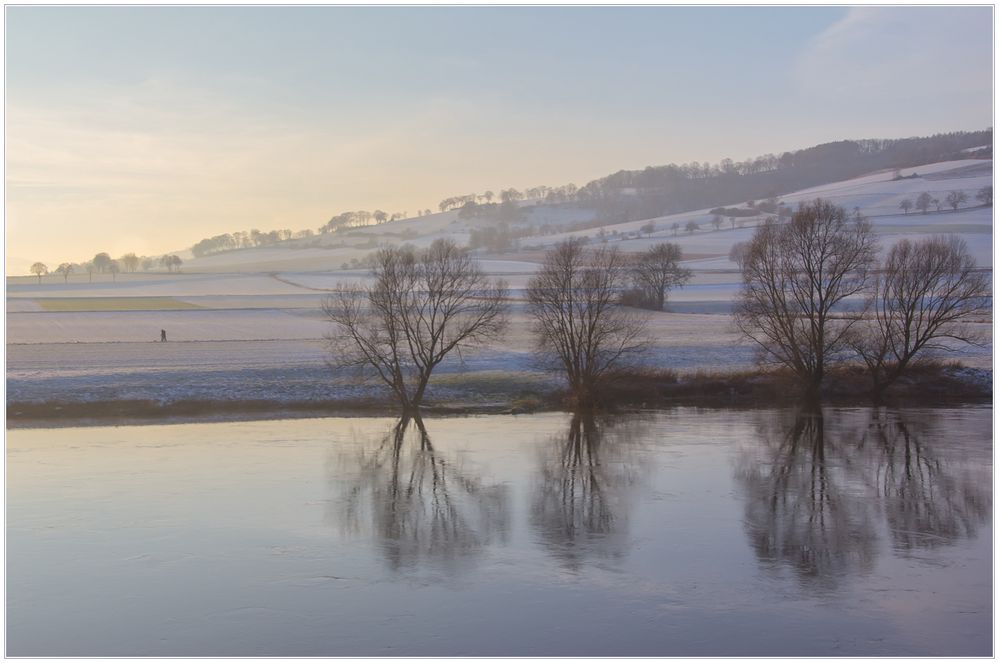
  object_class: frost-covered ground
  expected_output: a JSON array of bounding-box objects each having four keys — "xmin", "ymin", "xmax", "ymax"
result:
[
  {"xmin": 6, "ymin": 310, "xmax": 769, "ymax": 407},
  {"xmin": 7, "ymin": 159, "xmax": 992, "ymax": 413}
]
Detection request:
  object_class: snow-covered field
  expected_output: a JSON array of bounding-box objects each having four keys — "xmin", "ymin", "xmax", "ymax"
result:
[
  {"xmin": 6, "ymin": 309, "xmax": 770, "ymax": 406},
  {"xmin": 7, "ymin": 158, "xmax": 992, "ymax": 412}
]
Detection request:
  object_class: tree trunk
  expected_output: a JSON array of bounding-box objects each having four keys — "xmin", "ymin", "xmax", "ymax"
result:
[
  {"xmin": 409, "ymin": 373, "xmax": 431, "ymax": 412},
  {"xmin": 802, "ymin": 369, "xmax": 823, "ymax": 403}
]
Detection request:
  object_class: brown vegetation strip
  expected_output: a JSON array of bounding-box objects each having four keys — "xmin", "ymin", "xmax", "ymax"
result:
[{"xmin": 7, "ymin": 363, "xmax": 989, "ymax": 429}]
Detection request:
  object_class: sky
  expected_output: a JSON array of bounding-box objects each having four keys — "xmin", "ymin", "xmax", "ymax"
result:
[{"xmin": 5, "ymin": 5, "xmax": 994, "ymax": 272}]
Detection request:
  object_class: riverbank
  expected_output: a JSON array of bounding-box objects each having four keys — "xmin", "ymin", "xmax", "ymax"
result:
[{"xmin": 7, "ymin": 362, "xmax": 991, "ymax": 429}]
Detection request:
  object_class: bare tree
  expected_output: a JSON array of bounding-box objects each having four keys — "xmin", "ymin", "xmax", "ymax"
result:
[
  {"xmin": 160, "ymin": 254, "xmax": 183, "ymax": 273},
  {"xmin": 120, "ymin": 253, "xmax": 140, "ymax": 273},
  {"xmin": 899, "ymin": 199, "xmax": 912, "ymax": 215},
  {"xmin": 945, "ymin": 190, "xmax": 968, "ymax": 211},
  {"xmin": 323, "ymin": 239, "xmax": 508, "ymax": 411},
  {"xmin": 640, "ymin": 222, "xmax": 655, "ymax": 238},
  {"xmin": 108, "ymin": 260, "xmax": 120, "ymax": 281},
  {"xmin": 976, "ymin": 185, "xmax": 992, "ymax": 206},
  {"xmin": 711, "ymin": 215, "xmax": 723, "ymax": 231},
  {"xmin": 526, "ymin": 239, "xmax": 648, "ymax": 407},
  {"xmin": 671, "ymin": 222, "xmax": 679, "ymax": 236},
  {"xmin": 684, "ymin": 220, "xmax": 698, "ymax": 234},
  {"xmin": 92, "ymin": 252, "xmax": 111, "ymax": 273},
  {"xmin": 728, "ymin": 241, "xmax": 749, "ymax": 267},
  {"xmin": 849, "ymin": 235, "xmax": 990, "ymax": 397},
  {"xmin": 29, "ymin": 262, "xmax": 48, "ymax": 284},
  {"xmin": 915, "ymin": 192, "xmax": 933, "ymax": 214},
  {"xmin": 630, "ymin": 242, "xmax": 692, "ymax": 311},
  {"xmin": 55, "ymin": 262, "xmax": 73, "ymax": 283},
  {"xmin": 734, "ymin": 199, "xmax": 878, "ymax": 395},
  {"xmin": 500, "ymin": 188, "xmax": 523, "ymax": 203}
]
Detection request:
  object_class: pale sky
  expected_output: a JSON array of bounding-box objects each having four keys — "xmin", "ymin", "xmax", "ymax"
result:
[{"xmin": 5, "ymin": 6, "xmax": 994, "ymax": 272}]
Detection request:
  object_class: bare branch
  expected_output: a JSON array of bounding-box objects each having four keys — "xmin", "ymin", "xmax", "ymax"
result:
[
  {"xmin": 734, "ymin": 199, "xmax": 879, "ymax": 393},
  {"xmin": 322, "ymin": 239, "xmax": 509, "ymax": 410},
  {"xmin": 527, "ymin": 239, "xmax": 649, "ymax": 407}
]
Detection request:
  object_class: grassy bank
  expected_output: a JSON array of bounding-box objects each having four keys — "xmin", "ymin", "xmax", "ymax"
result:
[
  {"xmin": 599, "ymin": 361, "xmax": 992, "ymax": 408},
  {"xmin": 6, "ymin": 361, "xmax": 990, "ymax": 429}
]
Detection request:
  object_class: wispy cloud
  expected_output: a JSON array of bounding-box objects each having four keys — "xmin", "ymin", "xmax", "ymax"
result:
[{"xmin": 794, "ymin": 7, "xmax": 991, "ymax": 108}]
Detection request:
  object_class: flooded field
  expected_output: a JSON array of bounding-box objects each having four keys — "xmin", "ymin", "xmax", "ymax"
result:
[{"xmin": 6, "ymin": 406, "xmax": 992, "ymax": 656}]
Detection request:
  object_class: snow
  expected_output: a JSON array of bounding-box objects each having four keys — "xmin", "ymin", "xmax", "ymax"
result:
[
  {"xmin": 7, "ymin": 157, "xmax": 992, "ymax": 410},
  {"xmin": 7, "ymin": 308, "xmax": 329, "ymax": 345},
  {"xmin": 5, "ymin": 309, "xmax": 765, "ymax": 406},
  {"xmin": 7, "ymin": 272, "xmax": 311, "ymax": 298}
]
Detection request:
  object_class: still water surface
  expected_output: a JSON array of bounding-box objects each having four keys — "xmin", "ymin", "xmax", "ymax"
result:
[{"xmin": 7, "ymin": 407, "xmax": 992, "ymax": 656}]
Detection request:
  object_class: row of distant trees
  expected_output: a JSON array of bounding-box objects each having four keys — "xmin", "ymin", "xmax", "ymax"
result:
[
  {"xmin": 897, "ymin": 186, "xmax": 991, "ymax": 215},
  {"xmin": 191, "ymin": 228, "xmax": 314, "ymax": 257},
  {"xmin": 438, "ymin": 184, "xmax": 580, "ymax": 213},
  {"xmin": 576, "ymin": 130, "xmax": 991, "ymax": 215},
  {"xmin": 324, "ymin": 198, "xmax": 988, "ymax": 410},
  {"xmin": 28, "ymin": 252, "xmax": 183, "ymax": 283},
  {"xmin": 468, "ymin": 203, "xmax": 781, "ymax": 256},
  {"xmin": 439, "ymin": 131, "xmax": 990, "ymax": 223},
  {"xmin": 320, "ymin": 210, "xmax": 423, "ymax": 235},
  {"xmin": 191, "ymin": 211, "xmax": 437, "ymax": 259}
]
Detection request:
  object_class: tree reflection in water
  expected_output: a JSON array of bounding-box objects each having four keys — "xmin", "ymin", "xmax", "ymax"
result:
[
  {"xmin": 739, "ymin": 406, "xmax": 878, "ymax": 589},
  {"xmin": 530, "ymin": 411, "xmax": 647, "ymax": 570},
  {"xmin": 864, "ymin": 410, "xmax": 991, "ymax": 553},
  {"xmin": 331, "ymin": 414, "xmax": 509, "ymax": 572},
  {"xmin": 739, "ymin": 407, "xmax": 991, "ymax": 589}
]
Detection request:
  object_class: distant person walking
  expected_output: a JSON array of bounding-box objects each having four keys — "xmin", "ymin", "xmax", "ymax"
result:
[{"xmin": 160, "ymin": 329, "xmax": 167, "ymax": 342}]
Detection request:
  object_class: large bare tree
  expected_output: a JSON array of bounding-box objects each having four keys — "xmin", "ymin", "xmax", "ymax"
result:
[
  {"xmin": 323, "ymin": 239, "xmax": 508, "ymax": 411},
  {"xmin": 850, "ymin": 235, "xmax": 990, "ymax": 396},
  {"xmin": 734, "ymin": 199, "xmax": 878, "ymax": 395},
  {"xmin": 630, "ymin": 242, "xmax": 691, "ymax": 311},
  {"xmin": 527, "ymin": 239, "xmax": 648, "ymax": 407}
]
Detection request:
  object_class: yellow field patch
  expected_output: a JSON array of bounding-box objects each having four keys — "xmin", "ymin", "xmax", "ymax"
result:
[{"xmin": 35, "ymin": 297, "xmax": 202, "ymax": 312}]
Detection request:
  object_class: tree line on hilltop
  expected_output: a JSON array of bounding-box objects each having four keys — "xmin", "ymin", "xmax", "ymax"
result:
[{"xmin": 180, "ymin": 129, "xmax": 992, "ymax": 260}]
